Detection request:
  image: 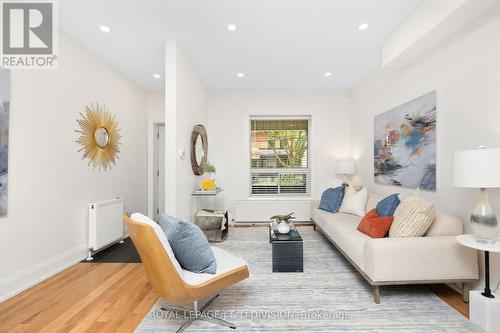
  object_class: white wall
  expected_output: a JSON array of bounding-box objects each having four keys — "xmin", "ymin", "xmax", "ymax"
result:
[
  {"xmin": 382, "ymin": 0, "xmax": 500, "ymax": 67},
  {"xmin": 0, "ymin": 34, "xmax": 147, "ymax": 301},
  {"xmin": 207, "ymin": 92, "xmax": 352, "ymax": 221},
  {"xmin": 383, "ymin": 0, "xmax": 467, "ymax": 66},
  {"xmin": 146, "ymin": 92, "xmax": 165, "ymax": 121},
  {"xmin": 351, "ymin": 12, "xmax": 500, "ymax": 288},
  {"xmin": 164, "ymin": 42, "xmax": 208, "ymax": 221}
]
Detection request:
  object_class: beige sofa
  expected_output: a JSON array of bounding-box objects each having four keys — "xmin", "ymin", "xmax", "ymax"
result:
[{"xmin": 311, "ymin": 192, "xmax": 479, "ymax": 304}]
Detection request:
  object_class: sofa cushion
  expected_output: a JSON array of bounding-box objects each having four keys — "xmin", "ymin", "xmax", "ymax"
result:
[
  {"xmin": 365, "ymin": 193, "xmax": 385, "ymax": 212},
  {"xmin": 313, "ymin": 209, "xmax": 368, "ymax": 269},
  {"xmin": 319, "ymin": 186, "xmax": 345, "ymax": 213},
  {"xmin": 426, "ymin": 210, "xmax": 464, "ymax": 236},
  {"xmin": 158, "ymin": 214, "xmax": 217, "ymax": 274},
  {"xmin": 364, "ymin": 236, "xmax": 479, "ymax": 282},
  {"xmin": 339, "ymin": 186, "xmax": 368, "ymax": 217},
  {"xmin": 375, "ymin": 194, "xmax": 400, "ymax": 217},
  {"xmin": 357, "ymin": 209, "xmax": 394, "ymax": 238},
  {"xmin": 389, "ymin": 193, "xmax": 435, "ymax": 237}
]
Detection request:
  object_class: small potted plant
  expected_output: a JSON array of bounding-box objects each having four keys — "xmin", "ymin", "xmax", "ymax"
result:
[
  {"xmin": 201, "ymin": 161, "xmax": 216, "ymax": 179},
  {"xmin": 270, "ymin": 213, "xmax": 295, "ymax": 234},
  {"xmin": 200, "ymin": 161, "xmax": 217, "ymax": 190}
]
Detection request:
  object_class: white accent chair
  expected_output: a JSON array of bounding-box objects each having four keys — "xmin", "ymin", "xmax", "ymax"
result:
[{"xmin": 125, "ymin": 213, "xmax": 250, "ymax": 332}]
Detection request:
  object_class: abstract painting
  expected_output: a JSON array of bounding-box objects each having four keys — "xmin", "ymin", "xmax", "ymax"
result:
[
  {"xmin": 374, "ymin": 91, "xmax": 436, "ymax": 191},
  {"xmin": 0, "ymin": 70, "xmax": 9, "ymax": 216}
]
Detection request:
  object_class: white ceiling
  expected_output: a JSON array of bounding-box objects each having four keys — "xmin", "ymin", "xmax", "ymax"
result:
[{"xmin": 59, "ymin": 0, "xmax": 421, "ymax": 92}]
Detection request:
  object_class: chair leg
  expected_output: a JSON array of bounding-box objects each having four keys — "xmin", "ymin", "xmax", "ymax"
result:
[
  {"xmin": 202, "ymin": 314, "xmax": 236, "ymax": 329},
  {"xmin": 197, "ymin": 295, "xmax": 235, "ymax": 329},
  {"xmin": 162, "ymin": 294, "xmax": 219, "ymax": 313},
  {"xmin": 462, "ymin": 283, "xmax": 470, "ymax": 304},
  {"xmin": 200, "ymin": 294, "xmax": 219, "ymax": 311},
  {"xmin": 163, "ymin": 295, "xmax": 235, "ymax": 332},
  {"xmin": 161, "ymin": 305, "xmax": 188, "ymax": 313},
  {"xmin": 176, "ymin": 317, "xmax": 196, "ymax": 333},
  {"xmin": 373, "ymin": 286, "xmax": 381, "ymax": 304}
]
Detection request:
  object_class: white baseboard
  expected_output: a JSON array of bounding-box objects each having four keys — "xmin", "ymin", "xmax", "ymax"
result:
[{"xmin": 0, "ymin": 243, "xmax": 88, "ymax": 302}]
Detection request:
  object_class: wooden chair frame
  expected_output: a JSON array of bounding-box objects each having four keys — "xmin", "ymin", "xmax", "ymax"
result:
[{"xmin": 124, "ymin": 214, "xmax": 249, "ymax": 331}]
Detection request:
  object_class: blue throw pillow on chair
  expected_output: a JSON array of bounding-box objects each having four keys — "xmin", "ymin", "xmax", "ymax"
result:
[
  {"xmin": 375, "ymin": 194, "xmax": 401, "ymax": 217},
  {"xmin": 319, "ymin": 186, "xmax": 345, "ymax": 213},
  {"xmin": 158, "ymin": 214, "xmax": 217, "ymax": 274}
]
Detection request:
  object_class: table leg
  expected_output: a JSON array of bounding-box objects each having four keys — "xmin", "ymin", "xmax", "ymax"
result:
[{"xmin": 482, "ymin": 251, "xmax": 495, "ymax": 298}]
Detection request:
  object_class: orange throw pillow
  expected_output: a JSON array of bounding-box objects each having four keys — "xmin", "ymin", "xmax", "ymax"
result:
[{"xmin": 357, "ymin": 209, "xmax": 394, "ymax": 238}]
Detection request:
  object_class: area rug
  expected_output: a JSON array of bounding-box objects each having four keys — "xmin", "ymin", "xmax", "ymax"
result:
[{"xmin": 135, "ymin": 227, "xmax": 481, "ymax": 332}]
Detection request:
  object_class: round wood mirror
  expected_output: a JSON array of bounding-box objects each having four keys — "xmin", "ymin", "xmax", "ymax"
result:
[{"xmin": 190, "ymin": 125, "xmax": 208, "ymax": 175}]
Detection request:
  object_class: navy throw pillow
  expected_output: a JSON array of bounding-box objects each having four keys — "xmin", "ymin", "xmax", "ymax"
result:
[
  {"xmin": 319, "ymin": 186, "xmax": 345, "ymax": 213},
  {"xmin": 375, "ymin": 194, "xmax": 401, "ymax": 217},
  {"xmin": 158, "ymin": 214, "xmax": 217, "ymax": 274}
]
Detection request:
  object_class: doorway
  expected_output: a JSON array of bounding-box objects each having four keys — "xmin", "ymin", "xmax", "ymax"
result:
[{"xmin": 149, "ymin": 121, "xmax": 165, "ymax": 220}]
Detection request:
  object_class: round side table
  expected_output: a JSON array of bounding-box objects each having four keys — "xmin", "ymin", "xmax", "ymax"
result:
[{"xmin": 456, "ymin": 234, "xmax": 500, "ymax": 298}]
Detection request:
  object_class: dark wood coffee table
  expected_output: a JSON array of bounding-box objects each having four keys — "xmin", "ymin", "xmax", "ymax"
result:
[{"xmin": 269, "ymin": 222, "xmax": 303, "ymax": 272}]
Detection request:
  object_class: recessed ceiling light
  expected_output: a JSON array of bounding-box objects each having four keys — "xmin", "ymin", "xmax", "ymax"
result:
[
  {"xmin": 99, "ymin": 25, "xmax": 111, "ymax": 33},
  {"xmin": 227, "ymin": 24, "xmax": 237, "ymax": 31},
  {"xmin": 153, "ymin": 74, "xmax": 161, "ymax": 79},
  {"xmin": 358, "ymin": 23, "xmax": 369, "ymax": 31},
  {"xmin": 324, "ymin": 72, "xmax": 332, "ymax": 77},
  {"xmin": 237, "ymin": 73, "xmax": 245, "ymax": 78}
]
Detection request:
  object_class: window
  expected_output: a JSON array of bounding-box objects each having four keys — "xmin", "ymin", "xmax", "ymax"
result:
[{"xmin": 250, "ymin": 117, "xmax": 310, "ymax": 196}]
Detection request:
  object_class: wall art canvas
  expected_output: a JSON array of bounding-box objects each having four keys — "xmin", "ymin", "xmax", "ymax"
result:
[
  {"xmin": 0, "ymin": 70, "xmax": 10, "ymax": 216},
  {"xmin": 374, "ymin": 91, "xmax": 437, "ymax": 191}
]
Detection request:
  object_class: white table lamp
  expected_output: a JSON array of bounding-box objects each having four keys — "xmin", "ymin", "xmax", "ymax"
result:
[
  {"xmin": 335, "ymin": 159, "xmax": 356, "ymax": 186},
  {"xmin": 453, "ymin": 147, "xmax": 500, "ymax": 241}
]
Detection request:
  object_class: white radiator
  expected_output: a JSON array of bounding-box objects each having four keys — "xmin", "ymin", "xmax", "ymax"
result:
[
  {"xmin": 233, "ymin": 199, "xmax": 311, "ymax": 223},
  {"xmin": 88, "ymin": 198, "xmax": 124, "ymax": 257}
]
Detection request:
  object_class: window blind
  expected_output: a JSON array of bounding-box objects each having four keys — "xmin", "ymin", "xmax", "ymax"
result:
[{"xmin": 250, "ymin": 118, "xmax": 310, "ymax": 196}]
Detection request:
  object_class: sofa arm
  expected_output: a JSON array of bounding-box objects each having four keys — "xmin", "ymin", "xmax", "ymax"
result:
[{"xmin": 363, "ymin": 236, "xmax": 479, "ymax": 283}]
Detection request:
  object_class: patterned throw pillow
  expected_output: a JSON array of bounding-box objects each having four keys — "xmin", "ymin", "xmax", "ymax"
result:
[
  {"xmin": 389, "ymin": 192, "xmax": 435, "ymax": 237},
  {"xmin": 357, "ymin": 209, "xmax": 394, "ymax": 238},
  {"xmin": 375, "ymin": 194, "xmax": 400, "ymax": 217},
  {"xmin": 319, "ymin": 186, "xmax": 345, "ymax": 213},
  {"xmin": 158, "ymin": 214, "xmax": 217, "ymax": 274}
]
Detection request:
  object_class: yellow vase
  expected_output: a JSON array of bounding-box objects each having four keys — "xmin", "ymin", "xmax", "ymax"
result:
[{"xmin": 201, "ymin": 179, "xmax": 216, "ymax": 190}]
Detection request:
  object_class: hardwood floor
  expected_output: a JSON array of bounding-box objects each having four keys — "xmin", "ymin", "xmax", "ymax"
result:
[
  {"xmin": 0, "ymin": 263, "xmax": 158, "ymax": 333},
  {"xmin": 427, "ymin": 284, "xmax": 469, "ymax": 318},
  {"xmin": 0, "ymin": 263, "xmax": 468, "ymax": 333}
]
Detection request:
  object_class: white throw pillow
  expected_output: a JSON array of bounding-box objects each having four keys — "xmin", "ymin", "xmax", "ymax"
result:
[{"xmin": 339, "ymin": 186, "xmax": 368, "ymax": 217}]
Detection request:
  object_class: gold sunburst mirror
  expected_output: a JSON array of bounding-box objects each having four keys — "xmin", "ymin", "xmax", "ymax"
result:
[{"xmin": 76, "ymin": 103, "xmax": 121, "ymax": 171}]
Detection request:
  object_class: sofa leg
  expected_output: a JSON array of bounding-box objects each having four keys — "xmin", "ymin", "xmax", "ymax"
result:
[
  {"xmin": 462, "ymin": 283, "xmax": 470, "ymax": 304},
  {"xmin": 313, "ymin": 224, "xmax": 317, "ymax": 231},
  {"xmin": 373, "ymin": 286, "xmax": 381, "ymax": 304}
]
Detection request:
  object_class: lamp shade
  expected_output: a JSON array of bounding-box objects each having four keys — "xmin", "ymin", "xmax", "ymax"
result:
[
  {"xmin": 453, "ymin": 148, "xmax": 500, "ymax": 188},
  {"xmin": 335, "ymin": 159, "xmax": 356, "ymax": 175}
]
